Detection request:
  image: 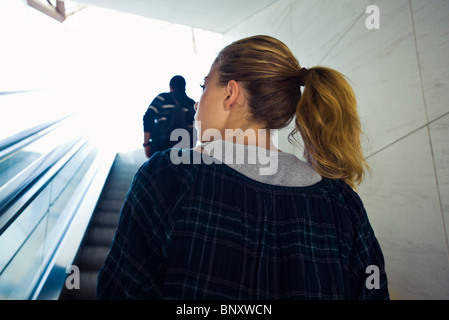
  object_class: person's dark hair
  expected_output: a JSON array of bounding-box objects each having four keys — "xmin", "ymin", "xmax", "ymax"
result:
[
  {"xmin": 170, "ymin": 75, "xmax": 186, "ymax": 92},
  {"xmin": 213, "ymin": 35, "xmax": 369, "ymax": 189}
]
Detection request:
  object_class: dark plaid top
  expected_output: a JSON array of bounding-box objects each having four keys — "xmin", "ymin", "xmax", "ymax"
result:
[{"xmin": 96, "ymin": 149, "xmax": 389, "ymax": 300}]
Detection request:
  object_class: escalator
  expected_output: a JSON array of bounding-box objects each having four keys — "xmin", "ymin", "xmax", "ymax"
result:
[
  {"xmin": 59, "ymin": 151, "xmax": 144, "ymax": 300},
  {"xmin": 0, "ymin": 90, "xmax": 146, "ymax": 300}
]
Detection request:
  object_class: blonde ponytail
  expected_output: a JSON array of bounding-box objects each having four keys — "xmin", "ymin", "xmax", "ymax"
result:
[{"xmin": 292, "ymin": 66, "xmax": 369, "ymax": 189}]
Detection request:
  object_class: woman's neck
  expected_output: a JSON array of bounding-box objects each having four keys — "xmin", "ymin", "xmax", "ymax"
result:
[{"xmin": 223, "ymin": 127, "xmax": 279, "ymax": 151}]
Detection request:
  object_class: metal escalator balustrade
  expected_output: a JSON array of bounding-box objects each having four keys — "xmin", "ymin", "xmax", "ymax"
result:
[
  {"xmin": 0, "ymin": 90, "xmax": 117, "ymax": 300},
  {"xmin": 0, "ymin": 139, "xmax": 96, "ymax": 299},
  {"xmin": 0, "ymin": 117, "xmax": 85, "ymax": 228}
]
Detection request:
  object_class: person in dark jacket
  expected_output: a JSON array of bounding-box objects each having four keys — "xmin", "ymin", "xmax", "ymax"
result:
[
  {"xmin": 142, "ymin": 75, "xmax": 196, "ymax": 158},
  {"xmin": 97, "ymin": 35, "xmax": 389, "ymax": 300}
]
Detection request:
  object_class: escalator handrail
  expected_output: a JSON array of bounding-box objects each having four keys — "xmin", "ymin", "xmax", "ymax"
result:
[
  {"xmin": 0, "ymin": 114, "xmax": 73, "ymax": 163},
  {"xmin": 0, "ymin": 136, "xmax": 87, "ymax": 236}
]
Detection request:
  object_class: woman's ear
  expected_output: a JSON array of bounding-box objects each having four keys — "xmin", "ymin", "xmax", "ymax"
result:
[{"xmin": 224, "ymin": 80, "xmax": 242, "ymax": 111}]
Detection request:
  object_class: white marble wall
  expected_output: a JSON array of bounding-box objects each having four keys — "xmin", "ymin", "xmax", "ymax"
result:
[{"xmin": 225, "ymin": 0, "xmax": 449, "ymax": 299}]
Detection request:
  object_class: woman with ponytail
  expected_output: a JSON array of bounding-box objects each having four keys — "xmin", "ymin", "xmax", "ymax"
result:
[{"xmin": 98, "ymin": 35, "xmax": 389, "ymax": 300}]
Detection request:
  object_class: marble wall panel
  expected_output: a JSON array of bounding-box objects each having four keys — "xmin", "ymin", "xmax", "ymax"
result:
[
  {"xmin": 225, "ymin": 0, "xmax": 293, "ymax": 47},
  {"xmin": 321, "ymin": 0, "xmax": 427, "ymax": 156},
  {"xmin": 429, "ymin": 114, "xmax": 449, "ymax": 253},
  {"xmin": 359, "ymin": 127, "xmax": 449, "ymax": 299},
  {"xmin": 291, "ymin": 0, "xmax": 373, "ymax": 66},
  {"xmin": 411, "ymin": 0, "xmax": 449, "ymax": 122}
]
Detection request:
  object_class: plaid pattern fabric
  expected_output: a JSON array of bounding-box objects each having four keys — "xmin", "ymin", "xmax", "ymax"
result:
[{"xmin": 97, "ymin": 150, "xmax": 389, "ymax": 300}]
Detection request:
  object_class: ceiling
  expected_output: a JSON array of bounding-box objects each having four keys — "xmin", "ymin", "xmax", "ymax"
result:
[{"xmin": 75, "ymin": 0, "xmax": 278, "ymax": 33}]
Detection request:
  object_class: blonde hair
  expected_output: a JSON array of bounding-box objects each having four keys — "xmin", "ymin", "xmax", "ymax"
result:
[{"xmin": 214, "ymin": 35, "xmax": 369, "ymax": 189}]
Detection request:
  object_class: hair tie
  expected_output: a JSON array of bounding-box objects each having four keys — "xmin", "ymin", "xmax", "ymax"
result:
[{"xmin": 298, "ymin": 67, "xmax": 308, "ymax": 87}]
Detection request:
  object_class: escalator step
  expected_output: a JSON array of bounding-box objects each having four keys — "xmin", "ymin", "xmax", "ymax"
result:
[
  {"xmin": 57, "ymin": 153, "xmax": 145, "ymax": 300},
  {"xmin": 93, "ymin": 211, "xmax": 120, "ymax": 227},
  {"xmin": 61, "ymin": 271, "xmax": 98, "ymax": 300},
  {"xmin": 103, "ymin": 181, "xmax": 134, "ymax": 192},
  {"xmin": 86, "ymin": 227, "xmax": 117, "ymax": 247},
  {"xmin": 101, "ymin": 189, "xmax": 128, "ymax": 202},
  {"xmin": 107, "ymin": 172, "xmax": 136, "ymax": 182},
  {"xmin": 78, "ymin": 246, "xmax": 110, "ymax": 270},
  {"xmin": 97, "ymin": 199, "xmax": 126, "ymax": 212}
]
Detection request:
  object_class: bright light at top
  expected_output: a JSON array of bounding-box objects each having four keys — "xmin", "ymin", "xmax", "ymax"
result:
[{"xmin": 0, "ymin": 0, "xmax": 225, "ymax": 153}]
